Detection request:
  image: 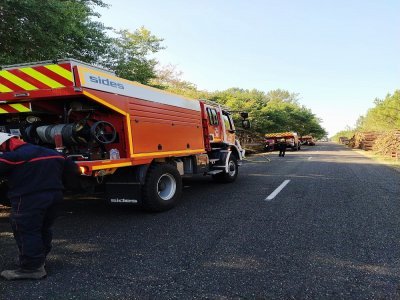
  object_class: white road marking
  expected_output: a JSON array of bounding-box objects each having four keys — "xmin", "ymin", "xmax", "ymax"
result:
[
  {"xmin": 265, "ymin": 180, "xmax": 291, "ymax": 201},
  {"xmin": 308, "ymin": 157, "xmax": 312, "ymax": 160}
]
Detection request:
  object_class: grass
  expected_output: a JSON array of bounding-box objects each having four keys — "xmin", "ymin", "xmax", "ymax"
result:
[{"xmin": 353, "ymin": 148, "xmax": 400, "ymax": 172}]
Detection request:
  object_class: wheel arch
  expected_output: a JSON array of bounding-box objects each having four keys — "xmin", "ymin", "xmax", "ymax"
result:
[
  {"xmin": 229, "ymin": 145, "xmax": 241, "ymax": 160},
  {"xmin": 141, "ymin": 162, "xmax": 183, "ymax": 212},
  {"xmin": 217, "ymin": 146, "xmax": 241, "ymax": 173}
]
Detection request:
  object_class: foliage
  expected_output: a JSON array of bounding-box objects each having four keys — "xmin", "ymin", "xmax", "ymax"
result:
[
  {"xmin": 0, "ymin": 0, "xmax": 326, "ymax": 136},
  {"xmin": 259, "ymin": 99, "xmax": 326, "ymax": 138},
  {"xmin": 211, "ymin": 88, "xmax": 267, "ymax": 113},
  {"xmin": 153, "ymin": 67, "xmax": 326, "ymax": 139},
  {"xmin": 331, "ymin": 128, "xmax": 355, "ymax": 142},
  {"xmin": 264, "ymin": 89, "xmax": 300, "ymax": 104},
  {"xmin": 102, "ymin": 27, "xmax": 164, "ymax": 84},
  {"xmin": 0, "ymin": 1, "xmax": 163, "ymax": 84},
  {"xmin": 150, "ymin": 64, "xmax": 211, "ymax": 99},
  {"xmin": 0, "ymin": 0, "xmax": 111, "ymax": 65},
  {"xmin": 211, "ymin": 89, "xmax": 326, "ymax": 138},
  {"xmin": 334, "ymin": 90, "xmax": 400, "ymax": 146},
  {"xmin": 356, "ymin": 91, "xmax": 400, "ymax": 132}
]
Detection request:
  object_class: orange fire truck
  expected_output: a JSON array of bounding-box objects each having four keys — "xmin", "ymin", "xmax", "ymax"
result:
[
  {"xmin": 299, "ymin": 135, "xmax": 315, "ymax": 146},
  {"xmin": 0, "ymin": 59, "xmax": 249, "ymax": 211},
  {"xmin": 265, "ymin": 132, "xmax": 301, "ymax": 151}
]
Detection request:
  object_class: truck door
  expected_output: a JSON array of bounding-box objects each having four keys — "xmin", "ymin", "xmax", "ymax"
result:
[
  {"xmin": 205, "ymin": 106, "xmax": 222, "ymax": 142},
  {"xmin": 222, "ymin": 111, "xmax": 236, "ymax": 145}
]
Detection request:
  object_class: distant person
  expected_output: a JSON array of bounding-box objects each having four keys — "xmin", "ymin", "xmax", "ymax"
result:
[
  {"xmin": 265, "ymin": 141, "xmax": 271, "ymax": 152},
  {"xmin": 0, "ymin": 133, "xmax": 72, "ymax": 280},
  {"xmin": 278, "ymin": 139, "xmax": 286, "ymax": 157},
  {"xmin": 265, "ymin": 139, "xmax": 274, "ymax": 152}
]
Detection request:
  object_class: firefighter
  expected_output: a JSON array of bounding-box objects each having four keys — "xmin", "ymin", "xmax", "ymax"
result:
[
  {"xmin": 278, "ymin": 138, "xmax": 287, "ymax": 157},
  {"xmin": 0, "ymin": 133, "xmax": 65, "ymax": 280}
]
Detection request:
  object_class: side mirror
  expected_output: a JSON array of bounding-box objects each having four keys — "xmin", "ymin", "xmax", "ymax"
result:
[
  {"xmin": 242, "ymin": 119, "xmax": 251, "ymax": 129},
  {"xmin": 240, "ymin": 112, "xmax": 249, "ymax": 119}
]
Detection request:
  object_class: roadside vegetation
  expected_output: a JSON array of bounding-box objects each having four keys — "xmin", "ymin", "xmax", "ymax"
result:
[
  {"xmin": 333, "ymin": 91, "xmax": 400, "ymax": 162},
  {"xmin": 0, "ymin": 0, "xmax": 326, "ymax": 140}
]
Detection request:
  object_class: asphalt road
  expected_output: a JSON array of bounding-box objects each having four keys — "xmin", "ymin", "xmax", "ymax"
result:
[{"xmin": 1, "ymin": 142, "xmax": 400, "ymax": 299}]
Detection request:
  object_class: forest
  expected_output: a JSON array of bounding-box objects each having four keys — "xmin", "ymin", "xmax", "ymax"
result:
[
  {"xmin": 0, "ymin": 0, "xmax": 326, "ymax": 139},
  {"xmin": 333, "ymin": 91, "xmax": 400, "ymax": 139},
  {"xmin": 332, "ymin": 90, "xmax": 400, "ymax": 157}
]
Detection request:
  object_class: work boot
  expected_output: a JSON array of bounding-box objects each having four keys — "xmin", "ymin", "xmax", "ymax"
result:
[{"xmin": 1, "ymin": 265, "xmax": 46, "ymax": 280}]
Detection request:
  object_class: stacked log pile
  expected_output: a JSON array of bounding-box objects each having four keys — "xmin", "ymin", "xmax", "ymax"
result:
[
  {"xmin": 348, "ymin": 132, "xmax": 382, "ymax": 150},
  {"xmin": 339, "ymin": 136, "xmax": 350, "ymax": 145},
  {"xmin": 349, "ymin": 132, "xmax": 365, "ymax": 149},
  {"xmin": 347, "ymin": 130, "xmax": 400, "ymax": 160},
  {"xmin": 361, "ymin": 132, "xmax": 382, "ymax": 151},
  {"xmin": 236, "ymin": 129, "xmax": 265, "ymax": 153},
  {"xmin": 372, "ymin": 130, "xmax": 400, "ymax": 159}
]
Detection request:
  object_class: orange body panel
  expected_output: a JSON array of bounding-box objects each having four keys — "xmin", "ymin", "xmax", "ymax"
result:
[
  {"xmin": 129, "ymin": 100, "xmax": 204, "ymax": 153},
  {"xmin": 83, "ymin": 89, "xmax": 205, "ymax": 157},
  {"xmin": 82, "ymin": 89, "xmax": 129, "ymax": 114}
]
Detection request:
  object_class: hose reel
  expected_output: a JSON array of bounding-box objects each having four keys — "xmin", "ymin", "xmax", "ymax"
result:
[
  {"xmin": 90, "ymin": 121, "xmax": 117, "ymax": 144},
  {"xmin": 35, "ymin": 120, "xmax": 116, "ymax": 146}
]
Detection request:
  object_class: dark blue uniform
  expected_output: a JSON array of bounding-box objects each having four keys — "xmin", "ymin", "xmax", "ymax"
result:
[
  {"xmin": 278, "ymin": 141, "xmax": 287, "ymax": 157},
  {"xmin": 0, "ymin": 143, "xmax": 65, "ymax": 270}
]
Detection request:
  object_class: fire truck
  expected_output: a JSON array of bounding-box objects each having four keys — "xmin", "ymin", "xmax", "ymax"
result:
[
  {"xmin": 299, "ymin": 135, "xmax": 316, "ymax": 146},
  {"xmin": 0, "ymin": 59, "xmax": 249, "ymax": 211},
  {"xmin": 265, "ymin": 132, "xmax": 301, "ymax": 151}
]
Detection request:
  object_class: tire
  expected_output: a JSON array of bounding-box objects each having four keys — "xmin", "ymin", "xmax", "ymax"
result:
[
  {"xmin": 212, "ymin": 154, "xmax": 238, "ymax": 183},
  {"xmin": 142, "ymin": 163, "xmax": 182, "ymax": 212}
]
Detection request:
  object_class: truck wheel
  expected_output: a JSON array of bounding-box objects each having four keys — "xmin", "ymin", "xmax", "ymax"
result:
[
  {"xmin": 213, "ymin": 155, "xmax": 238, "ymax": 183},
  {"xmin": 142, "ymin": 163, "xmax": 182, "ymax": 212}
]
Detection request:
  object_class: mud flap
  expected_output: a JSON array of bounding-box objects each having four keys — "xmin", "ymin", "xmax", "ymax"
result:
[
  {"xmin": 105, "ymin": 182, "xmax": 142, "ymax": 205},
  {"xmin": 104, "ymin": 165, "xmax": 148, "ymax": 206},
  {"xmin": 210, "ymin": 150, "xmax": 230, "ymax": 171}
]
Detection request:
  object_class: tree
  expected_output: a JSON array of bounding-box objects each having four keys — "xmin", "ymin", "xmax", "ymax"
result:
[
  {"xmin": 0, "ymin": 0, "xmax": 111, "ymax": 65},
  {"xmin": 356, "ymin": 90, "xmax": 400, "ymax": 132},
  {"xmin": 265, "ymin": 89, "xmax": 300, "ymax": 104},
  {"xmin": 331, "ymin": 128, "xmax": 355, "ymax": 142},
  {"xmin": 102, "ymin": 27, "xmax": 165, "ymax": 84},
  {"xmin": 210, "ymin": 88, "xmax": 326, "ymax": 137},
  {"xmin": 150, "ymin": 64, "xmax": 210, "ymax": 98},
  {"xmin": 148, "ymin": 65, "xmax": 328, "ymax": 137},
  {"xmin": 211, "ymin": 88, "xmax": 267, "ymax": 111},
  {"xmin": 0, "ymin": 1, "xmax": 166, "ymax": 84}
]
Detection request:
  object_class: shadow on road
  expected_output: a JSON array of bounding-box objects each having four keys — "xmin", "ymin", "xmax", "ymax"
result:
[{"xmin": 1, "ymin": 142, "xmax": 400, "ymax": 299}]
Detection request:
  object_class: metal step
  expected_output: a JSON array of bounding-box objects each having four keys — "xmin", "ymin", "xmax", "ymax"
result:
[
  {"xmin": 212, "ymin": 165, "xmax": 226, "ymax": 169},
  {"xmin": 106, "ymin": 182, "xmax": 140, "ymax": 185},
  {"xmin": 207, "ymin": 170, "xmax": 223, "ymax": 175}
]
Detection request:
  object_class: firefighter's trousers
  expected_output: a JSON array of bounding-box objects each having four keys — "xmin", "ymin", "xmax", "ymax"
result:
[{"xmin": 10, "ymin": 190, "xmax": 63, "ymax": 270}]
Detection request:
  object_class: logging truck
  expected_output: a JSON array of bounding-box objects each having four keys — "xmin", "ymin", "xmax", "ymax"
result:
[{"xmin": 0, "ymin": 59, "xmax": 249, "ymax": 211}]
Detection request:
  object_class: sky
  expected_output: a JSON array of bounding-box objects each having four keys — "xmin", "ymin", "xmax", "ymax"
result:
[{"xmin": 96, "ymin": 0, "xmax": 400, "ymax": 136}]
